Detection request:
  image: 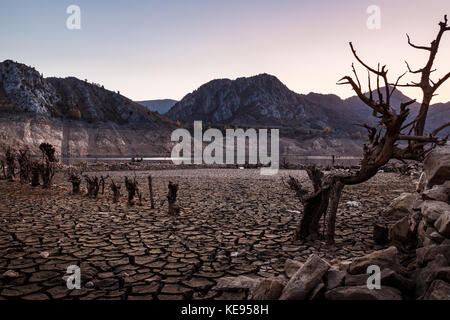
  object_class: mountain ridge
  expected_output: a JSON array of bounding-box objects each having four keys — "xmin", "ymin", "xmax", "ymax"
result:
[{"xmin": 166, "ymin": 73, "xmax": 450, "ymax": 136}]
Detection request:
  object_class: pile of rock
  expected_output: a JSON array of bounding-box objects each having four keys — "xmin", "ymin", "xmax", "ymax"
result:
[{"xmin": 211, "ymin": 148, "xmax": 450, "ymax": 300}]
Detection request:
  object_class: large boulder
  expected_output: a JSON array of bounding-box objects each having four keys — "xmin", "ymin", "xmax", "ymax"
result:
[
  {"xmin": 416, "ymin": 244, "xmax": 450, "ymax": 266},
  {"xmin": 421, "ymin": 201, "xmax": 450, "ymax": 224},
  {"xmin": 389, "ymin": 216, "xmax": 416, "ymax": 247},
  {"xmin": 324, "ymin": 285, "xmax": 402, "ymax": 300},
  {"xmin": 422, "ymin": 148, "xmax": 450, "ymax": 189},
  {"xmin": 347, "ymin": 246, "xmax": 405, "ymax": 275},
  {"xmin": 279, "ymin": 254, "xmax": 330, "ymax": 300},
  {"xmin": 381, "ymin": 193, "xmax": 422, "ymax": 219},
  {"xmin": 422, "ymin": 181, "xmax": 450, "ymax": 202},
  {"xmin": 415, "ymin": 254, "xmax": 448, "ymax": 298}
]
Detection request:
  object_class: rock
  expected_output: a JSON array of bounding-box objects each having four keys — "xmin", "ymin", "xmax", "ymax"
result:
[
  {"xmin": 85, "ymin": 281, "xmax": 94, "ymax": 288},
  {"xmin": 325, "ymin": 285, "xmax": 402, "ymax": 300},
  {"xmin": 215, "ymin": 276, "xmax": 260, "ymax": 292},
  {"xmin": 416, "ymin": 245, "xmax": 450, "ymax": 266},
  {"xmin": 380, "ymin": 268, "xmax": 415, "ymax": 292},
  {"xmin": 422, "ymin": 149, "xmax": 450, "ymax": 188},
  {"xmin": 422, "ymin": 181, "xmax": 450, "ymax": 202},
  {"xmin": 345, "ymin": 273, "xmax": 368, "ymax": 286},
  {"xmin": 284, "ymin": 259, "xmax": 304, "ymax": 278},
  {"xmin": 348, "ymin": 246, "xmax": 404, "ymax": 275},
  {"xmin": 389, "ymin": 216, "xmax": 416, "ymax": 247},
  {"xmin": 337, "ymin": 260, "xmax": 352, "ymax": 272},
  {"xmin": 279, "ymin": 254, "xmax": 330, "ymax": 300},
  {"xmin": 248, "ymin": 279, "xmax": 284, "ymax": 300},
  {"xmin": 417, "ymin": 220, "xmax": 428, "ymax": 247},
  {"xmin": 39, "ymin": 251, "xmax": 49, "ymax": 258},
  {"xmin": 429, "ymin": 231, "xmax": 446, "ymax": 244},
  {"xmin": 415, "ymin": 254, "xmax": 448, "ymax": 298},
  {"xmin": 308, "ymin": 282, "xmax": 326, "ymax": 300},
  {"xmin": 423, "ymin": 280, "xmax": 450, "ymax": 300},
  {"xmin": 421, "ymin": 201, "xmax": 450, "ymax": 224},
  {"xmin": 326, "ymin": 268, "xmax": 346, "ymax": 290},
  {"xmin": 346, "ymin": 201, "xmax": 361, "ymax": 208},
  {"xmin": 2, "ymin": 270, "xmax": 20, "ymax": 278},
  {"xmin": 381, "ymin": 193, "xmax": 421, "ymax": 218},
  {"xmin": 434, "ymin": 211, "xmax": 450, "ymax": 238},
  {"xmin": 373, "ymin": 223, "xmax": 389, "ymax": 245}
]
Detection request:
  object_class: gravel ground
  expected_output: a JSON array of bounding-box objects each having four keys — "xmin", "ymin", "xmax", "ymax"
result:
[{"xmin": 0, "ymin": 169, "xmax": 415, "ymax": 300}]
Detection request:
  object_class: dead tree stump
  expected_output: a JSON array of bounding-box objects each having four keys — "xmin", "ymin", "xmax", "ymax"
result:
[
  {"xmin": 17, "ymin": 149, "xmax": 31, "ymax": 184},
  {"xmin": 100, "ymin": 175, "xmax": 108, "ymax": 194},
  {"xmin": 39, "ymin": 143, "xmax": 57, "ymax": 189},
  {"xmin": 69, "ymin": 173, "xmax": 82, "ymax": 194},
  {"xmin": 30, "ymin": 161, "xmax": 41, "ymax": 187},
  {"xmin": 1, "ymin": 161, "xmax": 6, "ymax": 180},
  {"xmin": 5, "ymin": 147, "xmax": 16, "ymax": 182},
  {"xmin": 148, "ymin": 175, "xmax": 155, "ymax": 209},
  {"xmin": 110, "ymin": 180, "xmax": 121, "ymax": 203},
  {"xmin": 85, "ymin": 176, "xmax": 100, "ymax": 198},
  {"xmin": 167, "ymin": 181, "xmax": 180, "ymax": 215},
  {"xmin": 125, "ymin": 177, "xmax": 138, "ymax": 206}
]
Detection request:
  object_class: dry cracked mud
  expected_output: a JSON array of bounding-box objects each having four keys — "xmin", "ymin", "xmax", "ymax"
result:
[{"xmin": 0, "ymin": 169, "xmax": 415, "ymax": 300}]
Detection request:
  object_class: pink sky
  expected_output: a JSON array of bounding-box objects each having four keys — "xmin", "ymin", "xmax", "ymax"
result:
[{"xmin": 1, "ymin": 0, "xmax": 449, "ymax": 103}]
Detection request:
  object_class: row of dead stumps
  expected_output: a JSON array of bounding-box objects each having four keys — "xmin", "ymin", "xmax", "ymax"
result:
[
  {"xmin": 0, "ymin": 143, "xmax": 58, "ymax": 188},
  {"xmin": 68, "ymin": 172, "xmax": 180, "ymax": 215},
  {"xmin": 0, "ymin": 143, "xmax": 181, "ymax": 215}
]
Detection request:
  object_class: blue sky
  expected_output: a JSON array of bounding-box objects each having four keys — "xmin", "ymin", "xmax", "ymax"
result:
[{"xmin": 1, "ymin": 0, "xmax": 450, "ymax": 103}]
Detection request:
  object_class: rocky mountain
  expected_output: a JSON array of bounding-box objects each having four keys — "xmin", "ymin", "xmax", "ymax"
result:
[
  {"xmin": 137, "ymin": 99, "xmax": 178, "ymax": 115},
  {"xmin": 1, "ymin": 60, "xmax": 447, "ymax": 158},
  {"xmin": 0, "ymin": 60, "xmax": 176, "ymax": 157},
  {"xmin": 166, "ymin": 74, "xmax": 450, "ymax": 137},
  {"xmin": 166, "ymin": 74, "xmax": 353, "ymax": 133},
  {"xmin": 0, "ymin": 60, "xmax": 171, "ymax": 125}
]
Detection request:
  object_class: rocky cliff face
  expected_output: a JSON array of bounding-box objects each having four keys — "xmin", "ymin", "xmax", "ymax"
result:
[{"xmin": 167, "ymin": 74, "xmax": 351, "ymax": 132}]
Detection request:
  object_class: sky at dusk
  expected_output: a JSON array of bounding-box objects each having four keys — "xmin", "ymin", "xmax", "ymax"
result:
[{"xmin": 1, "ymin": 0, "xmax": 450, "ymax": 103}]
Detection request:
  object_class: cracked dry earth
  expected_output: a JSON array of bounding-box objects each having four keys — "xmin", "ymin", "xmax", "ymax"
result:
[{"xmin": 0, "ymin": 169, "xmax": 415, "ymax": 300}]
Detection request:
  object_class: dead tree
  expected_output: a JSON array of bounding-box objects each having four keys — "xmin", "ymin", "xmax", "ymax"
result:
[
  {"xmin": 124, "ymin": 177, "xmax": 139, "ymax": 206},
  {"xmin": 167, "ymin": 181, "xmax": 180, "ymax": 215},
  {"xmin": 17, "ymin": 149, "xmax": 31, "ymax": 184},
  {"xmin": 4, "ymin": 146, "xmax": 16, "ymax": 182},
  {"xmin": 110, "ymin": 180, "xmax": 121, "ymax": 203},
  {"xmin": 148, "ymin": 175, "xmax": 155, "ymax": 209},
  {"xmin": 100, "ymin": 175, "xmax": 109, "ymax": 194},
  {"xmin": 30, "ymin": 161, "xmax": 41, "ymax": 187},
  {"xmin": 39, "ymin": 143, "xmax": 58, "ymax": 188},
  {"xmin": 68, "ymin": 169, "xmax": 82, "ymax": 194},
  {"xmin": 288, "ymin": 16, "xmax": 450, "ymax": 245},
  {"xmin": 0, "ymin": 160, "xmax": 6, "ymax": 180},
  {"xmin": 85, "ymin": 176, "xmax": 100, "ymax": 198}
]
